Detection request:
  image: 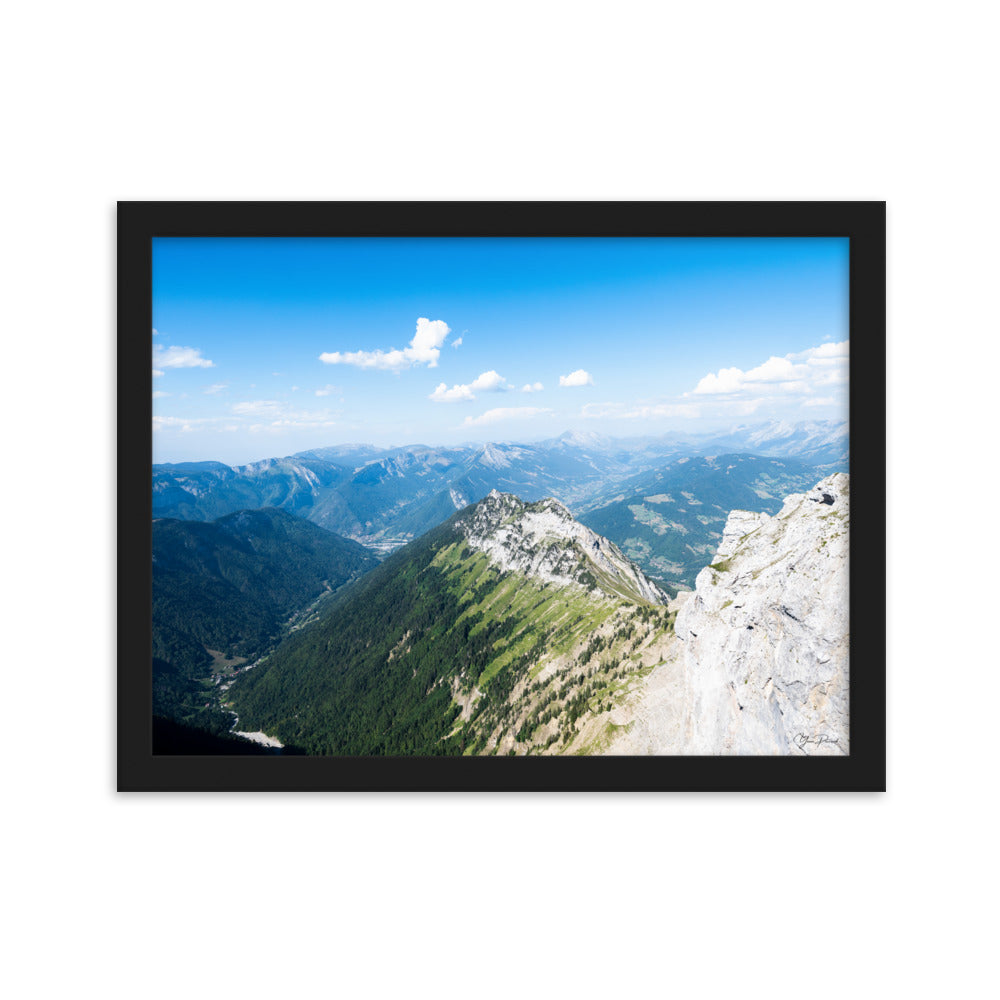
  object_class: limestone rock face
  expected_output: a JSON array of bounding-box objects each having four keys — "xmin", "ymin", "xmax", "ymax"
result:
[
  {"xmin": 610, "ymin": 473, "xmax": 849, "ymax": 755},
  {"xmin": 674, "ymin": 473, "xmax": 850, "ymax": 754}
]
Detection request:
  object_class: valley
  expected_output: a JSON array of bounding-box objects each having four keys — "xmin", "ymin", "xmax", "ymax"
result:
[
  {"xmin": 577, "ymin": 453, "xmax": 825, "ymax": 590},
  {"xmin": 152, "ymin": 507, "xmax": 378, "ymax": 740}
]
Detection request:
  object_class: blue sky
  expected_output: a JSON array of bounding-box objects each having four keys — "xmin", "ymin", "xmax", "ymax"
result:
[{"xmin": 152, "ymin": 237, "xmax": 849, "ymax": 464}]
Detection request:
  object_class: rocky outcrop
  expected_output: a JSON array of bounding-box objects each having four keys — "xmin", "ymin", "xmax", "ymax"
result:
[
  {"xmin": 459, "ymin": 490, "xmax": 668, "ymax": 605},
  {"xmin": 610, "ymin": 474, "xmax": 849, "ymax": 755}
]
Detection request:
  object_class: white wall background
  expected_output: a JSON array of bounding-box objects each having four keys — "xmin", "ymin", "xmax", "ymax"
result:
[{"xmin": 3, "ymin": 2, "xmax": 995, "ymax": 997}]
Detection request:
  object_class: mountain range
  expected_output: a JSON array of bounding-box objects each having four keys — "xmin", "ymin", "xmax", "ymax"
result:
[{"xmin": 153, "ymin": 420, "xmax": 847, "ymax": 575}]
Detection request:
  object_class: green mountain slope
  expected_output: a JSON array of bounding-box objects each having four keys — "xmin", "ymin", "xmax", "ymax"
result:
[
  {"xmin": 227, "ymin": 493, "xmax": 674, "ymax": 755},
  {"xmin": 152, "ymin": 508, "xmax": 378, "ymax": 734}
]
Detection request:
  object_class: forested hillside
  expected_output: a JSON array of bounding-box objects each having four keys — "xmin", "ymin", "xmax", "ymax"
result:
[
  {"xmin": 152, "ymin": 507, "xmax": 378, "ymax": 735},
  {"xmin": 228, "ymin": 495, "xmax": 673, "ymax": 755}
]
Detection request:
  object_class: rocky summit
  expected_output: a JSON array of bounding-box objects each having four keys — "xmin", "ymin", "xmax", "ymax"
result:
[
  {"xmin": 459, "ymin": 490, "xmax": 668, "ymax": 606},
  {"xmin": 610, "ymin": 474, "xmax": 849, "ymax": 755}
]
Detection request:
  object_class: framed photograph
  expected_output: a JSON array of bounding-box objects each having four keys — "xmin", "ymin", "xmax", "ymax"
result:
[{"xmin": 118, "ymin": 201, "xmax": 885, "ymax": 791}]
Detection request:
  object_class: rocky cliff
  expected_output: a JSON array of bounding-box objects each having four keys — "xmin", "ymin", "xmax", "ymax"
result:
[
  {"xmin": 459, "ymin": 489, "xmax": 668, "ymax": 605},
  {"xmin": 609, "ymin": 473, "xmax": 849, "ymax": 755}
]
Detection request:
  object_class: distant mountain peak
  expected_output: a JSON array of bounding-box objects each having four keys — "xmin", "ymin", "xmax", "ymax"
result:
[
  {"xmin": 556, "ymin": 428, "xmax": 609, "ymax": 448},
  {"xmin": 478, "ymin": 443, "xmax": 512, "ymax": 469},
  {"xmin": 476, "ymin": 442, "xmax": 534, "ymax": 469},
  {"xmin": 461, "ymin": 491, "xmax": 666, "ymax": 605}
]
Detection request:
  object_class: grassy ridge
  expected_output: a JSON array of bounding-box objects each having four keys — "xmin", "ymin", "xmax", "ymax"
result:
[{"xmin": 226, "ymin": 510, "xmax": 671, "ymax": 755}]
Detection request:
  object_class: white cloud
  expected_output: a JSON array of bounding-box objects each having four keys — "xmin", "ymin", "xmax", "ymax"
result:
[
  {"xmin": 320, "ymin": 317, "xmax": 451, "ymax": 370},
  {"xmin": 462, "ymin": 406, "xmax": 552, "ymax": 427},
  {"xmin": 582, "ymin": 401, "xmax": 701, "ymax": 420},
  {"xmin": 573, "ymin": 343, "xmax": 847, "ymax": 428},
  {"xmin": 429, "ymin": 370, "xmax": 509, "ymax": 402},
  {"xmin": 748, "ymin": 356, "xmax": 801, "ymax": 383},
  {"xmin": 315, "ymin": 384, "xmax": 340, "ymax": 397},
  {"xmin": 471, "ymin": 370, "xmax": 508, "ymax": 392},
  {"xmin": 776, "ymin": 380, "xmax": 810, "ymax": 394},
  {"xmin": 257, "ymin": 417, "xmax": 338, "ymax": 431},
  {"xmin": 429, "ymin": 382, "xmax": 475, "ymax": 402},
  {"xmin": 521, "ymin": 382, "xmax": 544, "ymax": 393},
  {"xmin": 153, "ymin": 344, "xmax": 215, "ymax": 369},
  {"xmin": 452, "ymin": 336, "xmax": 463, "ymax": 349},
  {"xmin": 152, "ymin": 327, "xmax": 160, "ymax": 336},
  {"xmin": 693, "ymin": 356, "xmax": 802, "ymax": 394},
  {"xmin": 153, "ymin": 415, "xmax": 222, "ymax": 432},
  {"xmin": 152, "ymin": 369, "xmax": 164, "ymax": 378},
  {"xmin": 790, "ymin": 340, "xmax": 849, "ymax": 361},
  {"xmin": 232, "ymin": 400, "xmax": 284, "ymax": 417},
  {"xmin": 812, "ymin": 366, "xmax": 849, "ymax": 387},
  {"xmin": 559, "ymin": 369, "xmax": 594, "ymax": 387},
  {"xmin": 231, "ymin": 399, "xmax": 340, "ymax": 429},
  {"xmin": 152, "ymin": 390, "xmax": 170, "ymax": 399},
  {"xmin": 692, "ymin": 367, "xmax": 743, "ymax": 395},
  {"xmin": 204, "ymin": 383, "xmax": 228, "ymax": 394},
  {"xmin": 692, "ymin": 341, "xmax": 849, "ymax": 399}
]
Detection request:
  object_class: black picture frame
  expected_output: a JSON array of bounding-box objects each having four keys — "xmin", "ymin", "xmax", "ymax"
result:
[{"xmin": 119, "ymin": 201, "xmax": 885, "ymax": 792}]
